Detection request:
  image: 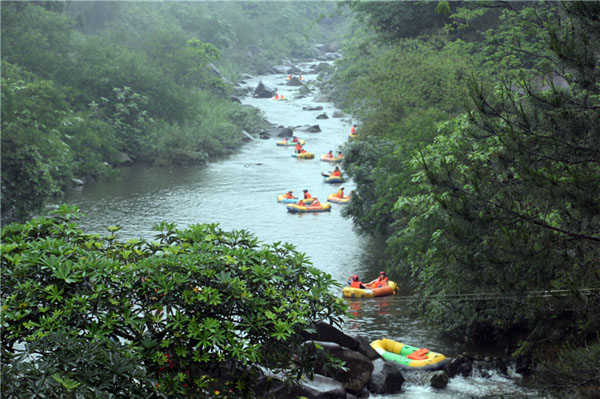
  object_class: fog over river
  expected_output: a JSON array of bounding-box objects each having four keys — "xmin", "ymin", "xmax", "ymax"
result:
[{"xmin": 62, "ymin": 61, "xmax": 538, "ymax": 398}]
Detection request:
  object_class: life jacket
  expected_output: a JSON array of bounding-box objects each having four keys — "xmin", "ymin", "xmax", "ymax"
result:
[
  {"xmin": 350, "ymin": 281, "xmax": 362, "ymax": 288},
  {"xmin": 304, "ymin": 193, "xmax": 312, "ymax": 199},
  {"xmin": 327, "ymin": 152, "xmax": 333, "ymax": 158},
  {"xmin": 351, "ymin": 126, "xmax": 356, "ymax": 134},
  {"xmin": 292, "ymin": 137, "xmax": 298, "ymax": 142},
  {"xmin": 336, "ymin": 190, "xmax": 344, "ymax": 198},
  {"xmin": 284, "ymin": 193, "xmax": 294, "ymax": 199},
  {"xmin": 295, "ymin": 144, "xmax": 302, "ymax": 152},
  {"xmin": 331, "ymin": 170, "xmax": 341, "ymax": 177},
  {"xmin": 300, "ymin": 149, "xmax": 307, "ymax": 154},
  {"xmin": 374, "ymin": 277, "xmax": 388, "ymax": 287}
]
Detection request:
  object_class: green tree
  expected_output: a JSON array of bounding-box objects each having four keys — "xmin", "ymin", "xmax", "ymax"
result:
[{"xmin": 1, "ymin": 206, "xmax": 347, "ymax": 398}]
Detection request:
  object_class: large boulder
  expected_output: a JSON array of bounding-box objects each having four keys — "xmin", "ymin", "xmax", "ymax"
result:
[
  {"xmin": 301, "ymin": 322, "xmax": 361, "ymax": 350},
  {"xmin": 286, "ymin": 76, "xmax": 304, "ymax": 86},
  {"xmin": 348, "ymin": 335, "xmax": 380, "ymax": 361},
  {"xmin": 258, "ymin": 126, "xmax": 294, "ymax": 138},
  {"xmin": 255, "ymin": 370, "xmax": 346, "ymax": 399},
  {"xmin": 430, "ymin": 370, "xmax": 449, "ymax": 389},
  {"xmin": 253, "ymin": 81, "xmax": 277, "ymax": 98},
  {"xmin": 316, "ymin": 113, "xmax": 329, "ymax": 120},
  {"xmin": 313, "ymin": 62, "xmax": 333, "ymax": 73},
  {"xmin": 367, "ymin": 358, "xmax": 405, "ymax": 394},
  {"xmin": 288, "ymin": 65, "xmax": 302, "ymax": 74},
  {"xmin": 295, "ymin": 125, "xmax": 321, "ymax": 133},
  {"xmin": 306, "ymin": 341, "xmax": 373, "ymax": 394}
]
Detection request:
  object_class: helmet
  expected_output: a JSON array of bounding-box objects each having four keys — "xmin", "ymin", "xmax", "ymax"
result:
[
  {"xmin": 303, "ymin": 189, "xmax": 308, "ymax": 193},
  {"xmin": 380, "ymin": 271, "xmax": 385, "ymax": 275},
  {"xmin": 353, "ymin": 275, "xmax": 359, "ymax": 281}
]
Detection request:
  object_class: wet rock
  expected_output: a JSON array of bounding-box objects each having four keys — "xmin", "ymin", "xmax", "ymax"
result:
[
  {"xmin": 313, "ymin": 62, "xmax": 333, "ymax": 73},
  {"xmin": 240, "ymin": 73, "xmax": 255, "ymax": 80},
  {"xmin": 241, "ymin": 130, "xmax": 254, "ymax": 142},
  {"xmin": 349, "ymin": 334, "xmax": 380, "ymax": 361},
  {"xmin": 253, "ymin": 80, "xmax": 277, "ymax": 98},
  {"xmin": 256, "ymin": 371, "xmax": 346, "ymax": 399},
  {"xmin": 71, "ymin": 178, "xmax": 84, "ymax": 186},
  {"xmin": 230, "ymin": 96, "xmax": 241, "ymax": 103},
  {"xmin": 258, "ymin": 126, "xmax": 293, "ymax": 138},
  {"xmin": 116, "ymin": 152, "xmax": 133, "ymax": 164},
  {"xmin": 316, "ymin": 113, "xmax": 329, "ymax": 119},
  {"xmin": 301, "ymin": 322, "xmax": 361, "ymax": 350},
  {"xmin": 288, "ymin": 65, "xmax": 302, "ymax": 75},
  {"xmin": 367, "ymin": 358, "xmax": 405, "ymax": 394},
  {"xmin": 295, "ymin": 125, "xmax": 321, "ymax": 133},
  {"xmin": 313, "ymin": 94, "xmax": 332, "ymax": 103},
  {"xmin": 444, "ymin": 358, "xmax": 463, "ymax": 378},
  {"xmin": 459, "ymin": 361, "xmax": 472, "ymax": 377},
  {"xmin": 515, "ymin": 356, "xmax": 532, "ymax": 376},
  {"xmin": 332, "ymin": 111, "xmax": 345, "ymax": 118},
  {"xmin": 286, "ymin": 76, "xmax": 304, "ymax": 86},
  {"xmin": 303, "ymin": 106, "xmax": 323, "ymax": 111},
  {"xmin": 306, "ymin": 341, "xmax": 373, "ymax": 394},
  {"xmin": 430, "ymin": 370, "xmax": 449, "ymax": 389}
]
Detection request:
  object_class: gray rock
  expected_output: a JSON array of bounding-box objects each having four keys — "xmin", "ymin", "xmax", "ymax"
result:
[
  {"xmin": 306, "ymin": 341, "xmax": 373, "ymax": 394},
  {"xmin": 316, "ymin": 113, "xmax": 329, "ymax": 120},
  {"xmin": 257, "ymin": 372, "xmax": 346, "ymax": 399},
  {"xmin": 295, "ymin": 125, "xmax": 321, "ymax": 133},
  {"xmin": 303, "ymin": 106, "xmax": 324, "ymax": 111},
  {"xmin": 253, "ymin": 80, "xmax": 277, "ymax": 98},
  {"xmin": 367, "ymin": 358, "xmax": 405, "ymax": 394},
  {"xmin": 259, "ymin": 126, "xmax": 294, "ymax": 138},
  {"xmin": 332, "ymin": 111, "xmax": 345, "ymax": 118},
  {"xmin": 349, "ymin": 335, "xmax": 380, "ymax": 361},
  {"xmin": 71, "ymin": 178, "xmax": 84, "ymax": 186},
  {"xmin": 286, "ymin": 76, "xmax": 304, "ymax": 86},
  {"xmin": 116, "ymin": 152, "xmax": 133, "ymax": 164},
  {"xmin": 288, "ymin": 65, "xmax": 302, "ymax": 74},
  {"xmin": 430, "ymin": 370, "xmax": 449, "ymax": 389}
]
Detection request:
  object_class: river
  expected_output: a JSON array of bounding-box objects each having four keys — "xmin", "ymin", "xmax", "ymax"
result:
[{"xmin": 61, "ymin": 61, "xmax": 538, "ymax": 398}]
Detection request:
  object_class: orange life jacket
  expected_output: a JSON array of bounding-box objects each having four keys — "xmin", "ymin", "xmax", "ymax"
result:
[
  {"xmin": 351, "ymin": 126, "xmax": 356, "ymax": 134},
  {"xmin": 331, "ymin": 170, "xmax": 341, "ymax": 177},
  {"xmin": 284, "ymin": 193, "xmax": 294, "ymax": 199},
  {"xmin": 373, "ymin": 277, "xmax": 388, "ymax": 287},
  {"xmin": 336, "ymin": 190, "xmax": 344, "ymax": 198},
  {"xmin": 350, "ymin": 281, "xmax": 363, "ymax": 288},
  {"xmin": 304, "ymin": 193, "xmax": 312, "ymax": 199}
]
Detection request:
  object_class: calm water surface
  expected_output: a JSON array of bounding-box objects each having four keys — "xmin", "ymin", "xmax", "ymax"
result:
[{"xmin": 61, "ymin": 63, "xmax": 537, "ymax": 398}]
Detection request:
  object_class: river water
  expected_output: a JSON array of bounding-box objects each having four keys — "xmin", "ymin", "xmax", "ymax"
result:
[{"xmin": 61, "ymin": 62, "xmax": 537, "ymax": 398}]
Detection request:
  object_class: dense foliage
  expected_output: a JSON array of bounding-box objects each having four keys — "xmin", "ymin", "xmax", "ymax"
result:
[
  {"xmin": 1, "ymin": 205, "xmax": 346, "ymax": 398},
  {"xmin": 335, "ymin": 2, "xmax": 600, "ymax": 395},
  {"xmin": 1, "ymin": 1, "xmax": 347, "ymax": 221}
]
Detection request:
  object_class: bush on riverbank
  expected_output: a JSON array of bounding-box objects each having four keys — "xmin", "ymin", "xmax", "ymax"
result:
[{"xmin": 0, "ymin": 205, "xmax": 347, "ymax": 398}]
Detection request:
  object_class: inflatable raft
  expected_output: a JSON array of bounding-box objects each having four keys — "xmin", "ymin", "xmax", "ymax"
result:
[
  {"xmin": 327, "ymin": 193, "xmax": 351, "ymax": 204},
  {"xmin": 292, "ymin": 152, "xmax": 315, "ymax": 159},
  {"xmin": 370, "ymin": 339, "xmax": 447, "ymax": 371},
  {"xmin": 348, "ymin": 133, "xmax": 359, "ymax": 140},
  {"xmin": 320, "ymin": 155, "xmax": 343, "ymax": 163},
  {"xmin": 277, "ymin": 196, "xmax": 315, "ymax": 205},
  {"xmin": 323, "ymin": 175, "xmax": 344, "ymax": 184},
  {"xmin": 286, "ymin": 202, "xmax": 331, "ymax": 213},
  {"xmin": 276, "ymin": 139, "xmax": 305, "ymax": 147},
  {"xmin": 342, "ymin": 281, "xmax": 398, "ymax": 298}
]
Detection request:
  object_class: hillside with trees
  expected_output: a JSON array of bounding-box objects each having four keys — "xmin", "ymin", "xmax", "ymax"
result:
[
  {"xmin": 334, "ymin": 2, "xmax": 600, "ymax": 396},
  {"xmin": 1, "ymin": 1, "xmax": 348, "ymax": 221}
]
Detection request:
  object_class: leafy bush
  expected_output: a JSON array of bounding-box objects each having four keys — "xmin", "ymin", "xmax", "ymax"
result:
[{"xmin": 1, "ymin": 205, "xmax": 346, "ymax": 398}]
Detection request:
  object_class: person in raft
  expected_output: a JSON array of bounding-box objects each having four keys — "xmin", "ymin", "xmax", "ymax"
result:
[
  {"xmin": 368, "ymin": 271, "xmax": 389, "ymax": 288},
  {"xmin": 334, "ymin": 187, "xmax": 345, "ymax": 198},
  {"xmin": 337, "ymin": 151, "xmax": 344, "ymax": 158},
  {"xmin": 303, "ymin": 189, "xmax": 312, "ymax": 200},
  {"xmin": 350, "ymin": 124, "xmax": 357, "ymax": 134},
  {"xmin": 282, "ymin": 137, "xmax": 289, "ymax": 144},
  {"xmin": 282, "ymin": 190, "xmax": 296, "ymax": 199},
  {"xmin": 295, "ymin": 142, "xmax": 303, "ymax": 153},
  {"xmin": 326, "ymin": 150, "xmax": 334, "ymax": 159},
  {"xmin": 348, "ymin": 275, "xmax": 366, "ymax": 289},
  {"xmin": 330, "ymin": 166, "xmax": 342, "ymax": 177},
  {"xmin": 292, "ymin": 136, "xmax": 299, "ymax": 143}
]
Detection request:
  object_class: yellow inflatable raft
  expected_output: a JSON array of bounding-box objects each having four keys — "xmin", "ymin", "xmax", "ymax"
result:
[
  {"xmin": 292, "ymin": 152, "xmax": 315, "ymax": 159},
  {"xmin": 370, "ymin": 339, "xmax": 447, "ymax": 371},
  {"xmin": 342, "ymin": 281, "xmax": 398, "ymax": 298},
  {"xmin": 327, "ymin": 193, "xmax": 351, "ymax": 204}
]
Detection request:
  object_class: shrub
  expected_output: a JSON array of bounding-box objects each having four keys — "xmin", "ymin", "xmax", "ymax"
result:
[{"xmin": 1, "ymin": 205, "xmax": 346, "ymax": 398}]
